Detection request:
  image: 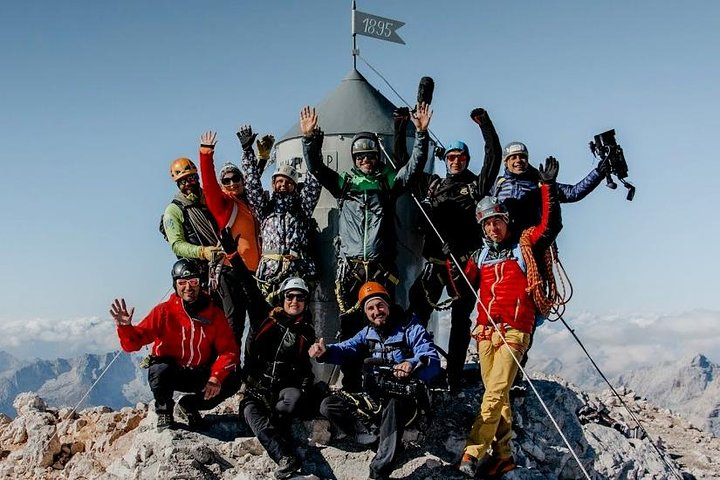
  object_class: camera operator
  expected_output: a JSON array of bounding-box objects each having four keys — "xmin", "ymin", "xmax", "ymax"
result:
[{"xmin": 309, "ymin": 282, "xmax": 441, "ymax": 480}]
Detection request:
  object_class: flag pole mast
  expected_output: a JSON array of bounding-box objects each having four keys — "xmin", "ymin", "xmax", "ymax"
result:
[{"xmin": 351, "ymin": 0, "xmax": 358, "ymax": 70}]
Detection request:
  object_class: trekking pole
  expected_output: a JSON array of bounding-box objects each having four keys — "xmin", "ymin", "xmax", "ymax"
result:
[{"xmin": 376, "ymin": 139, "xmax": 594, "ymax": 480}]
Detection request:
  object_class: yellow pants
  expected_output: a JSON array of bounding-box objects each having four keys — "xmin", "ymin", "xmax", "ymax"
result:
[{"xmin": 464, "ymin": 326, "xmax": 531, "ymax": 460}]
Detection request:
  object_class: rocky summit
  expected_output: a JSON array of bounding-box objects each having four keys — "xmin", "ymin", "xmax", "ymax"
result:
[{"xmin": 1, "ymin": 374, "xmax": 719, "ymax": 480}]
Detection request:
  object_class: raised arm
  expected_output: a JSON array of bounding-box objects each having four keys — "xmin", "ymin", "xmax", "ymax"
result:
[
  {"xmin": 556, "ymin": 166, "xmax": 604, "ymax": 203},
  {"xmin": 528, "ymin": 157, "xmax": 563, "ymax": 250},
  {"xmin": 390, "ymin": 102, "xmax": 432, "ymax": 192},
  {"xmin": 198, "ymin": 131, "xmax": 232, "ymax": 227},
  {"xmin": 238, "ymin": 125, "xmax": 269, "ymax": 218},
  {"xmin": 470, "ymin": 108, "xmax": 502, "ymax": 198},
  {"xmin": 300, "ymin": 106, "xmax": 345, "ymax": 198},
  {"xmin": 111, "ymin": 299, "xmax": 157, "ymax": 352}
]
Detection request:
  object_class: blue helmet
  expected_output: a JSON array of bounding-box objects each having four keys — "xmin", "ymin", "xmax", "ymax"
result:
[{"xmin": 444, "ymin": 141, "xmax": 470, "ymax": 160}]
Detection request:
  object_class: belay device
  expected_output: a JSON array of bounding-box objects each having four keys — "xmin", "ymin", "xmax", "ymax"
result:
[{"xmin": 589, "ymin": 129, "xmax": 636, "ymax": 201}]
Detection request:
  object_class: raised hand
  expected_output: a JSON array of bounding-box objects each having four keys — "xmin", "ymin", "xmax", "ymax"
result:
[
  {"xmin": 200, "ymin": 131, "xmax": 217, "ymax": 154},
  {"xmin": 300, "ymin": 106, "xmax": 318, "ymax": 137},
  {"xmin": 256, "ymin": 134, "xmax": 275, "ymax": 161},
  {"xmin": 308, "ymin": 337, "xmax": 326, "ymax": 358},
  {"xmin": 110, "ymin": 298, "xmax": 134, "ymax": 326},
  {"xmin": 538, "ymin": 156, "xmax": 560, "ymax": 184},
  {"xmin": 236, "ymin": 125, "xmax": 257, "ymax": 151},
  {"xmin": 470, "ymin": 107, "xmax": 487, "ymax": 126},
  {"xmin": 411, "ymin": 102, "xmax": 432, "ymax": 132}
]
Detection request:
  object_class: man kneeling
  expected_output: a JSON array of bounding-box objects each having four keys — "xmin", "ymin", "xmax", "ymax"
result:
[
  {"xmin": 309, "ymin": 282, "xmax": 441, "ymax": 480},
  {"xmin": 110, "ymin": 259, "xmax": 240, "ymax": 432}
]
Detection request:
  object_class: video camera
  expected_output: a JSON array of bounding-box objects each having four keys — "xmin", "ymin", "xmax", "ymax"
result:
[
  {"xmin": 589, "ymin": 129, "xmax": 636, "ymax": 201},
  {"xmin": 362, "ymin": 358, "xmax": 423, "ymax": 398}
]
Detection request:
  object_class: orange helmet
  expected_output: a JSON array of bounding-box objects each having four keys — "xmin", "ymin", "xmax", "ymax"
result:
[
  {"xmin": 357, "ymin": 281, "xmax": 390, "ymax": 308},
  {"xmin": 170, "ymin": 157, "xmax": 198, "ymax": 182}
]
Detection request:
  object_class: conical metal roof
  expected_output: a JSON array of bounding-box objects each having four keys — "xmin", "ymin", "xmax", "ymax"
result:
[{"xmin": 281, "ymin": 68, "xmax": 400, "ymax": 140}]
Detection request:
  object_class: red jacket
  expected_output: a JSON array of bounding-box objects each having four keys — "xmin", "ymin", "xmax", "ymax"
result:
[
  {"xmin": 116, "ymin": 295, "xmax": 239, "ymax": 383},
  {"xmin": 200, "ymin": 150, "xmax": 261, "ymax": 271},
  {"xmin": 465, "ymin": 183, "xmax": 559, "ymax": 334}
]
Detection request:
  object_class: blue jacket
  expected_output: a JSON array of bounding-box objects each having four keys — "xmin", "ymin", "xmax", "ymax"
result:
[
  {"xmin": 319, "ymin": 310, "xmax": 441, "ymax": 384},
  {"xmin": 492, "ymin": 165, "xmax": 602, "ymax": 230}
]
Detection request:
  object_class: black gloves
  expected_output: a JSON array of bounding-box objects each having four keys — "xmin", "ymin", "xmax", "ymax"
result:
[
  {"xmin": 596, "ymin": 157, "xmax": 611, "ymax": 175},
  {"xmin": 434, "ymin": 146, "xmax": 446, "ymax": 160},
  {"xmin": 219, "ymin": 227, "xmax": 239, "ymax": 255},
  {"xmin": 236, "ymin": 125, "xmax": 257, "ymax": 152},
  {"xmin": 538, "ymin": 156, "xmax": 559, "ymax": 184},
  {"xmin": 470, "ymin": 107, "xmax": 487, "ymax": 126}
]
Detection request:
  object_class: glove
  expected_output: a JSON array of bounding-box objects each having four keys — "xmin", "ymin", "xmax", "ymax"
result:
[
  {"xmin": 393, "ymin": 107, "xmax": 410, "ymax": 130},
  {"xmin": 538, "ymin": 156, "xmax": 560, "ymax": 184},
  {"xmin": 434, "ymin": 146, "xmax": 446, "ymax": 160},
  {"xmin": 219, "ymin": 228, "xmax": 239, "ymax": 255},
  {"xmin": 311, "ymin": 126, "xmax": 324, "ymax": 145},
  {"xmin": 236, "ymin": 125, "xmax": 257, "ymax": 152},
  {"xmin": 470, "ymin": 107, "xmax": 487, "ymax": 126},
  {"xmin": 199, "ymin": 246, "xmax": 224, "ymax": 262},
  {"xmin": 256, "ymin": 134, "xmax": 275, "ymax": 161},
  {"xmin": 596, "ymin": 157, "xmax": 610, "ymax": 175}
]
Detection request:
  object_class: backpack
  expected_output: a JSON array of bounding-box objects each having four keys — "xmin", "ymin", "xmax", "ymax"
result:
[{"xmin": 159, "ymin": 199, "xmax": 185, "ymax": 242}]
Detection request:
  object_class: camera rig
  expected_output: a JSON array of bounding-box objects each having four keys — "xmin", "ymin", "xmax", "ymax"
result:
[{"xmin": 589, "ymin": 129, "xmax": 636, "ymax": 201}]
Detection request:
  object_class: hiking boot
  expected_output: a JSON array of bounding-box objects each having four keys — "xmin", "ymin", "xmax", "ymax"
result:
[
  {"xmin": 177, "ymin": 396, "xmax": 208, "ymax": 431},
  {"xmin": 156, "ymin": 413, "xmax": 175, "ymax": 432},
  {"xmin": 458, "ymin": 453, "xmax": 479, "ymax": 477},
  {"xmin": 486, "ymin": 456, "xmax": 516, "ymax": 477},
  {"xmin": 274, "ymin": 455, "xmax": 301, "ymax": 479},
  {"xmin": 354, "ymin": 431, "xmax": 378, "ymax": 445}
]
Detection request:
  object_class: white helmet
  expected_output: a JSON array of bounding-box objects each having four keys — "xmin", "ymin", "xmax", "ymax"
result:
[
  {"xmin": 502, "ymin": 142, "xmax": 529, "ymax": 162},
  {"xmin": 272, "ymin": 164, "xmax": 300, "ymax": 185},
  {"xmin": 279, "ymin": 277, "xmax": 309, "ymax": 296}
]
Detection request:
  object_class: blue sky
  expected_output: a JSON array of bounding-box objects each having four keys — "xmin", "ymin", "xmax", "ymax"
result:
[{"xmin": 1, "ymin": 1, "xmax": 719, "ymax": 359}]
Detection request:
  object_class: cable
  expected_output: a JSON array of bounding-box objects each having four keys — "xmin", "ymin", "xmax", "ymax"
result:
[
  {"xmin": 558, "ymin": 315, "xmax": 684, "ymax": 480},
  {"xmin": 357, "ymin": 54, "xmax": 444, "ymax": 149},
  {"xmin": 374, "ymin": 139, "xmax": 593, "ymax": 479},
  {"xmin": 49, "ymin": 287, "xmax": 173, "ymax": 445}
]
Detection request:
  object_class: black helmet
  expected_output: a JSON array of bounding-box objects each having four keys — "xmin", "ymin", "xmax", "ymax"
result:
[
  {"xmin": 351, "ymin": 132, "xmax": 380, "ymax": 158},
  {"xmin": 171, "ymin": 259, "xmax": 201, "ymax": 281}
]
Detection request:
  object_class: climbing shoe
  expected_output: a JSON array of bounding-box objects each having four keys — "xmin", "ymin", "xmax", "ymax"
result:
[
  {"xmin": 274, "ymin": 455, "xmax": 301, "ymax": 479},
  {"xmin": 458, "ymin": 453, "xmax": 479, "ymax": 477},
  {"xmin": 177, "ymin": 396, "xmax": 208, "ymax": 431},
  {"xmin": 486, "ymin": 456, "xmax": 516, "ymax": 477},
  {"xmin": 156, "ymin": 413, "xmax": 176, "ymax": 432}
]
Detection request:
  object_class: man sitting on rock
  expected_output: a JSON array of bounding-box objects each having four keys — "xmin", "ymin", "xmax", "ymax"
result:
[
  {"xmin": 309, "ymin": 282, "xmax": 441, "ymax": 480},
  {"xmin": 110, "ymin": 259, "xmax": 240, "ymax": 432}
]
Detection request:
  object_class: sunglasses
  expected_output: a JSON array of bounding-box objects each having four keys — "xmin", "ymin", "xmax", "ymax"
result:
[
  {"xmin": 284, "ymin": 292, "xmax": 307, "ymax": 302},
  {"xmin": 446, "ymin": 153, "xmax": 468, "ymax": 162},
  {"xmin": 176, "ymin": 278, "xmax": 200, "ymax": 287},
  {"xmin": 353, "ymin": 153, "xmax": 378, "ymax": 162},
  {"xmin": 221, "ymin": 175, "xmax": 242, "ymax": 185},
  {"xmin": 177, "ymin": 174, "xmax": 199, "ymax": 187}
]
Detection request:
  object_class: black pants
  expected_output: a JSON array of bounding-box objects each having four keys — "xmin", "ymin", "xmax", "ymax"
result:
[
  {"xmin": 408, "ymin": 261, "xmax": 474, "ymax": 388},
  {"xmin": 336, "ymin": 259, "xmax": 397, "ymax": 392},
  {"xmin": 216, "ymin": 265, "xmax": 248, "ymax": 351},
  {"xmin": 320, "ymin": 394, "xmax": 408, "ymax": 478},
  {"xmin": 147, "ymin": 360, "xmax": 241, "ymax": 414},
  {"xmin": 242, "ymin": 387, "xmax": 303, "ymax": 463}
]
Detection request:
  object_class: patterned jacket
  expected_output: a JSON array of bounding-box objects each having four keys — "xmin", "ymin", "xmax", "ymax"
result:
[{"xmin": 241, "ymin": 150, "xmax": 321, "ymax": 282}]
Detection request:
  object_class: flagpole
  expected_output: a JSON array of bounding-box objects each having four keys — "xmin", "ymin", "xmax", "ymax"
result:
[{"xmin": 351, "ymin": 0, "xmax": 357, "ymax": 69}]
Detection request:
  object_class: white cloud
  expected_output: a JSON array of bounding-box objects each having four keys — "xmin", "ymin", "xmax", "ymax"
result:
[
  {"xmin": 0, "ymin": 315, "xmax": 122, "ymax": 360},
  {"xmin": 528, "ymin": 309, "xmax": 720, "ymax": 377}
]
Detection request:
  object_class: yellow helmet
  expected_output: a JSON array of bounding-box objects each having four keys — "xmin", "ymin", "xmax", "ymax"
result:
[{"xmin": 169, "ymin": 157, "xmax": 198, "ymax": 182}]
